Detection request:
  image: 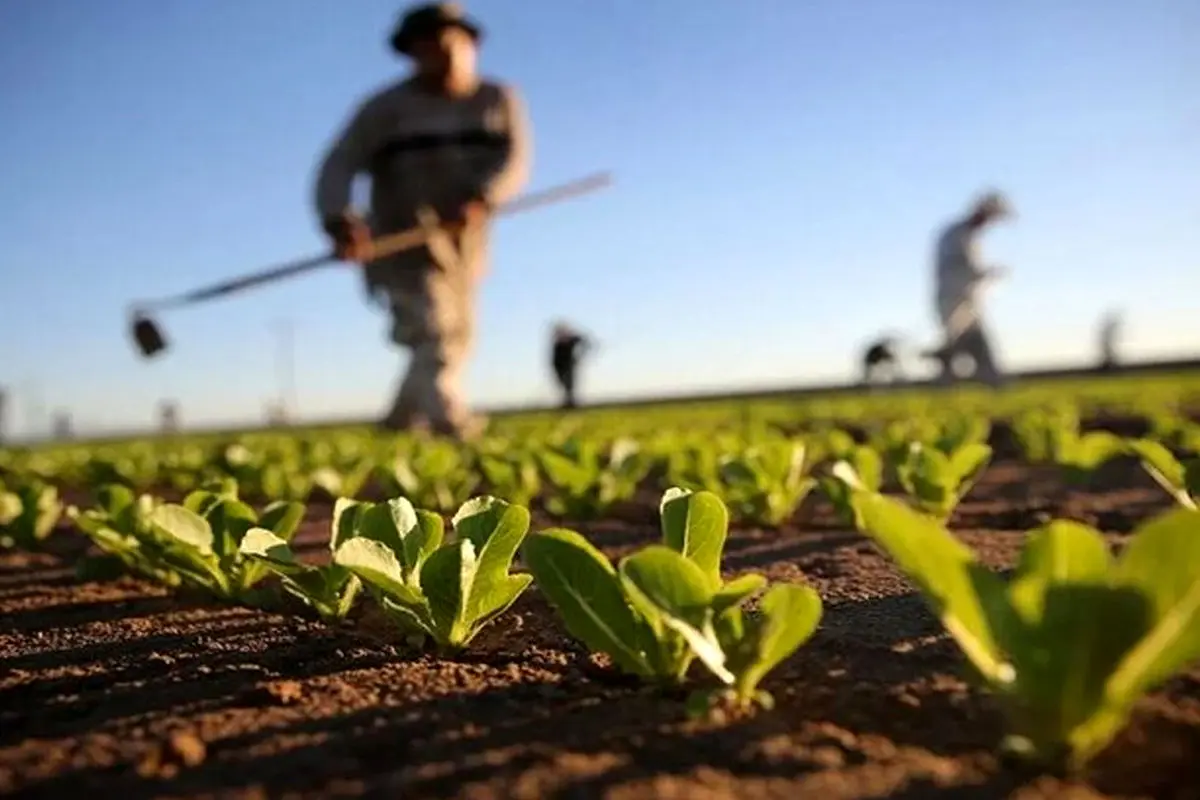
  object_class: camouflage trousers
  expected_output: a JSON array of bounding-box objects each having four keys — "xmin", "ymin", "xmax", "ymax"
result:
[{"xmin": 372, "ymin": 259, "xmax": 480, "ymax": 438}]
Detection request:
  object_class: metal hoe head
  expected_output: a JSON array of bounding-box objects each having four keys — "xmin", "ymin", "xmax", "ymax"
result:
[{"xmin": 130, "ymin": 310, "xmax": 168, "ymax": 359}]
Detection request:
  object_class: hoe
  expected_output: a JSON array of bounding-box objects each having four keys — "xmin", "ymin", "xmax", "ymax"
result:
[{"xmin": 128, "ymin": 172, "xmax": 613, "ymax": 359}]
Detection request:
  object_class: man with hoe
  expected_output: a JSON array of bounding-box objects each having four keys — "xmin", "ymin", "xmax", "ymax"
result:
[
  {"xmin": 926, "ymin": 191, "xmax": 1013, "ymax": 387},
  {"xmin": 313, "ymin": 3, "xmax": 531, "ymax": 439}
]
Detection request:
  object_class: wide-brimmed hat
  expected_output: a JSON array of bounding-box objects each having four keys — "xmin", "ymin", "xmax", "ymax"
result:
[{"xmin": 389, "ymin": 3, "xmax": 483, "ymax": 56}]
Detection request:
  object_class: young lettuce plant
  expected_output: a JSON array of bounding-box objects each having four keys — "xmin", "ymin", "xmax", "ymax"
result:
[
  {"xmin": 718, "ymin": 439, "xmax": 817, "ymax": 526},
  {"xmin": 377, "ymin": 440, "xmax": 480, "ymax": 513},
  {"xmin": 834, "ymin": 462, "xmax": 1200, "ymax": 772},
  {"xmin": 145, "ymin": 485, "xmax": 305, "ymax": 602},
  {"xmin": 67, "ymin": 484, "xmax": 181, "ymax": 586},
  {"xmin": 0, "ymin": 477, "xmax": 63, "ymax": 549},
  {"xmin": 818, "ymin": 444, "xmax": 883, "ymax": 526},
  {"xmin": 333, "ymin": 495, "xmax": 531, "ymax": 652},
  {"xmin": 1126, "ymin": 438, "xmax": 1198, "ymax": 510},
  {"xmin": 895, "ymin": 440, "xmax": 992, "ymax": 521},
  {"xmin": 238, "ymin": 498, "xmax": 365, "ymax": 623},
  {"xmin": 477, "ymin": 446, "xmax": 542, "ymax": 508},
  {"xmin": 538, "ymin": 437, "xmax": 651, "ymax": 519},
  {"xmin": 525, "ymin": 487, "xmax": 822, "ymax": 706},
  {"xmin": 1052, "ymin": 430, "xmax": 1126, "ymax": 488}
]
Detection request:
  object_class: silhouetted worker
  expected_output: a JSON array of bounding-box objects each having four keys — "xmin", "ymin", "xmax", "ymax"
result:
[
  {"xmin": 551, "ymin": 323, "xmax": 592, "ymax": 409},
  {"xmin": 1099, "ymin": 310, "xmax": 1122, "ymax": 371},
  {"xmin": 926, "ymin": 191, "xmax": 1013, "ymax": 387},
  {"xmin": 861, "ymin": 335, "xmax": 903, "ymax": 385},
  {"xmin": 313, "ymin": 3, "xmax": 532, "ymax": 439}
]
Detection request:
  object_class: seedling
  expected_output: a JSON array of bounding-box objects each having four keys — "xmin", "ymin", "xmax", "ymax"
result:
[
  {"xmin": 837, "ymin": 466, "xmax": 1200, "ymax": 771},
  {"xmin": 333, "ymin": 495, "xmax": 532, "ymax": 652}
]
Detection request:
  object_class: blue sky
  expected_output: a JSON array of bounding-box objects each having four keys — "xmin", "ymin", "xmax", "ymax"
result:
[{"xmin": 1, "ymin": 0, "xmax": 1197, "ymax": 437}]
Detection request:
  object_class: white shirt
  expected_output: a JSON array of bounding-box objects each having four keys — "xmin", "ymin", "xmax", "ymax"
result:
[{"xmin": 934, "ymin": 218, "xmax": 996, "ymax": 337}]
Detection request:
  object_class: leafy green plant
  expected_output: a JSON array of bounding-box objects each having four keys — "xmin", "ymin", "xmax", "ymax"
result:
[
  {"xmin": 143, "ymin": 484, "xmax": 305, "ymax": 602},
  {"xmin": 894, "ymin": 440, "xmax": 992, "ymax": 521},
  {"xmin": 1127, "ymin": 438, "xmax": 1198, "ymax": 510},
  {"xmin": 238, "ymin": 499, "xmax": 364, "ymax": 622},
  {"xmin": 538, "ymin": 437, "xmax": 651, "ymax": 518},
  {"xmin": 376, "ymin": 441, "xmax": 480, "ymax": 513},
  {"xmin": 718, "ymin": 439, "xmax": 817, "ymax": 526},
  {"xmin": 477, "ymin": 446, "xmax": 541, "ymax": 508},
  {"xmin": 0, "ymin": 477, "xmax": 62, "ymax": 549},
  {"xmin": 525, "ymin": 488, "xmax": 821, "ymax": 705},
  {"xmin": 818, "ymin": 443, "xmax": 883, "ymax": 526},
  {"xmin": 333, "ymin": 495, "xmax": 531, "ymax": 652},
  {"xmin": 839, "ymin": 475, "xmax": 1200, "ymax": 771},
  {"xmin": 68, "ymin": 484, "xmax": 180, "ymax": 586}
]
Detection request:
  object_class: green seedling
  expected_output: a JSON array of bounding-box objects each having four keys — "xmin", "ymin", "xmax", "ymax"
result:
[
  {"xmin": 1127, "ymin": 438, "xmax": 1199, "ymax": 510},
  {"xmin": 145, "ymin": 485, "xmax": 305, "ymax": 602},
  {"xmin": 538, "ymin": 436, "xmax": 650, "ymax": 519},
  {"xmin": 0, "ymin": 477, "xmax": 62, "ymax": 549},
  {"xmin": 839, "ymin": 469, "xmax": 1200, "ymax": 772},
  {"xmin": 68, "ymin": 484, "xmax": 180, "ymax": 585},
  {"xmin": 819, "ymin": 443, "xmax": 883, "ymax": 526},
  {"xmin": 718, "ymin": 439, "xmax": 817, "ymax": 526},
  {"xmin": 238, "ymin": 498, "xmax": 365, "ymax": 622},
  {"xmin": 333, "ymin": 495, "xmax": 531, "ymax": 652},
  {"xmin": 894, "ymin": 440, "xmax": 992, "ymax": 521},
  {"xmin": 525, "ymin": 488, "xmax": 821, "ymax": 705}
]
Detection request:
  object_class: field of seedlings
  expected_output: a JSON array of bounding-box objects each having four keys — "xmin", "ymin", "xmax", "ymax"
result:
[{"xmin": 2, "ymin": 373, "xmax": 1199, "ymax": 800}]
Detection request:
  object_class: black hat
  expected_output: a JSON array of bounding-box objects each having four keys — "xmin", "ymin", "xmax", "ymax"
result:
[{"xmin": 389, "ymin": 3, "xmax": 484, "ymax": 56}]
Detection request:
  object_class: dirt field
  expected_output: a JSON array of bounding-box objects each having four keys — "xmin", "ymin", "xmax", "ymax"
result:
[{"xmin": 2, "ymin": 449, "xmax": 1198, "ymax": 799}]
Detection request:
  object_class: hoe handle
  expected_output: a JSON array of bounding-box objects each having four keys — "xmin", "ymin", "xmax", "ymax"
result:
[{"xmin": 140, "ymin": 171, "xmax": 614, "ymax": 311}]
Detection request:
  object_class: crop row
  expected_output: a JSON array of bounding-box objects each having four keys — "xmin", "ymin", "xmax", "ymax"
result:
[{"xmin": 3, "ymin": 413, "xmax": 1200, "ymax": 775}]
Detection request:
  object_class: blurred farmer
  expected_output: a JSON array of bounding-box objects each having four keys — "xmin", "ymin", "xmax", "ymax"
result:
[
  {"xmin": 313, "ymin": 3, "xmax": 532, "ymax": 438},
  {"xmin": 1099, "ymin": 310, "xmax": 1122, "ymax": 371},
  {"xmin": 861, "ymin": 335, "xmax": 903, "ymax": 385},
  {"xmin": 926, "ymin": 191, "xmax": 1013, "ymax": 387},
  {"xmin": 550, "ymin": 322, "xmax": 592, "ymax": 409}
]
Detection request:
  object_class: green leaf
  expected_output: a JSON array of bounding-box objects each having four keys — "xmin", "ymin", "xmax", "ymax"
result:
[
  {"xmin": 452, "ymin": 497, "xmax": 531, "ymax": 622},
  {"xmin": 712, "ymin": 572, "xmax": 768, "ymax": 615},
  {"xmin": 239, "ymin": 527, "xmax": 303, "ymax": 572},
  {"xmin": 333, "ymin": 536, "xmax": 425, "ymax": 606},
  {"xmin": 150, "ymin": 504, "xmax": 215, "ymax": 555},
  {"xmin": 731, "ymin": 582, "xmax": 823, "ymax": 700},
  {"xmin": 619, "ymin": 546, "xmax": 729, "ymax": 682},
  {"xmin": 523, "ymin": 528, "xmax": 652, "ymax": 677},
  {"xmin": 259, "ymin": 501, "xmax": 305, "ymax": 542},
  {"xmin": 848, "ymin": 490, "xmax": 1011, "ymax": 685},
  {"xmin": 420, "ymin": 539, "xmax": 478, "ymax": 647},
  {"xmin": 659, "ymin": 488, "xmax": 729, "ymax": 590},
  {"xmin": 1106, "ymin": 507, "xmax": 1200, "ymax": 704}
]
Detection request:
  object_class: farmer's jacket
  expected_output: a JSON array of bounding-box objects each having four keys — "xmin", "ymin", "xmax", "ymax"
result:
[
  {"xmin": 313, "ymin": 76, "xmax": 531, "ymax": 281},
  {"xmin": 933, "ymin": 217, "xmax": 1000, "ymax": 338}
]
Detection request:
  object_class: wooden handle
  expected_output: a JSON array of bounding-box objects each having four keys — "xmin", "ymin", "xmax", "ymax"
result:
[{"xmin": 360, "ymin": 171, "xmax": 614, "ymax": 264}]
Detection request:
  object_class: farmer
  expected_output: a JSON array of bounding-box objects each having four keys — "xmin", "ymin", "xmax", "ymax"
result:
[
  {"xmin": 313, "ymin": 2, "xmax": 532, "ymax": 438},
  {"xmin": 927, "ymin": 191, "xmax": 1013, "ymax": 387},
  {"xmin": 550, "ymin": 322, "xmax": 592, "ymax": 409},
  {"xmin": 1099, "ymin": 310, "xmax": 1122, "ymax": 371}
]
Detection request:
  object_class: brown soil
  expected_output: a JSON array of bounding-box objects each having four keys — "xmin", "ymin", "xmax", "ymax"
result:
[{"xmin": 2, "ymin": 458, "xmax": 1198, "ymax": 799}]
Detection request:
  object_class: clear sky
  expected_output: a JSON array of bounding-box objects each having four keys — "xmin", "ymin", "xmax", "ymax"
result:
[{"xmin": 1, "ymin": 0, "xmax": 1197, "ymax": 438}]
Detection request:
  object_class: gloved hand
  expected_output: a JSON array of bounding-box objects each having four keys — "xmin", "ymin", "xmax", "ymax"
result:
[{"xmin": 322, "ymin": 214, "xmax": 374, "ymax": 262}]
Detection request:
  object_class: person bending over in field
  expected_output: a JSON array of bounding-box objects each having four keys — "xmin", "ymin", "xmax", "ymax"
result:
[
  {"xmin": 313, "ymin": 2, "xmax": 532, "ymax": 440},
  {"xmin": 861, "ymin": 335, "xmax": 904, "ymax": 385},
  {"xmin": 927, "ymin": 191, "xmax": 1013, "ymax": 388},
  {"xmin": 550, "ymin": 322, "xmax": 593, "ymax": 409}
]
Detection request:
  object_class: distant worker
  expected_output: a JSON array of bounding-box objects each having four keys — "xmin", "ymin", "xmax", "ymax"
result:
[
  {"xmin": 551, "ymin": 322, "xmax": 593, "ymax": 409},
  {"xmin": 1099, "ymin": 310, "xmax": 1122, "ymax": 371},
  {"xmin": 313, "ymin": 3, "xmax": 532, "ymax": 439},
  {"xmin": 861, "ymin": 335, "xmax": 904, "ymax": 385},
  {"xmin": 926, "ymin": 191, "xmax": 1013, "ymax": 387}
]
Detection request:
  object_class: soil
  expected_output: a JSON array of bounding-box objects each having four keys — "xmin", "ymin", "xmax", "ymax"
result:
[{"xmin": 2, "ymin": 439, "xmax": 1199, "ymax": 799}]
